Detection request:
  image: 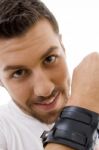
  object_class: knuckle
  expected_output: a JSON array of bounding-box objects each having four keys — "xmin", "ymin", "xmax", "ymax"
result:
[
  {"xmin": 84, "ymin": 52, "xmax": 99, "ymax": 62},
  {"xmin": 90, "ymin": 52, "xmax": 99, "ymax": 58}
]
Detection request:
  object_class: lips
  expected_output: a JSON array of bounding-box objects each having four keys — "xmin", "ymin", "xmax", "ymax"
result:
[
  {"xmin": 34, "ymin": 92, "xmax": 60, "ymax": 111},
  {"xmin": 39, "ymin": 96, "xmax": 57, "ymax": 105}
]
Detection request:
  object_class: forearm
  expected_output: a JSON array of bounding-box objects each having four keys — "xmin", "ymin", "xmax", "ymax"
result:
[
  {"xmin": 45, "ymin": 143, "xmax": 74, "ymax": 150},
  {"xmin": 44, "ymin": 105, "xmax": 99, "ymax": 150}
]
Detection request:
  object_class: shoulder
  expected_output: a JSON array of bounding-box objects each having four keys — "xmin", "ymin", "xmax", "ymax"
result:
[
  {"xmin": 0, "ymin": 103, "xmax": 11, "ymax": 127},
  {"xmin": 0, "ymin": 103, "xmax": 10, "ymax": 117},
  {"xmin": 0, "ymin": 105, "xmax": 8, "ymax": 148}
]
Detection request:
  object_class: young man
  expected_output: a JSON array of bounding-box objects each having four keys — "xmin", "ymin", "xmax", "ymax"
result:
[
  {"xmin": 0, "ymin": 0, "xmax": 71, "ymax": 149},
  {"xmin": 0, "ymin": 0, "xmax": 99, "ymax": 150}
]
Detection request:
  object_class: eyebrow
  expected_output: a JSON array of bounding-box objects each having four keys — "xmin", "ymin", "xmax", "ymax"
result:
[
  {"xmin": 41, "ymin": 46, "xmax": 58, "ymax": 59},
  {"xmin": 3, "ymin": 46, "xmax": 58, "ymax": 72},
  {"xmin": 3, "ymin": 65, "xmax": 26, "ymax": 72}
]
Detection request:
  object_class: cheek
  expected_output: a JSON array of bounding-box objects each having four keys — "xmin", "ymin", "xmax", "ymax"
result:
[
  {"xmin": 52, "ymin": 62, "xmax": 69, "ymax": 85},
  {"xmin": 3, "ymin": 81, "xmax": 31, "ymax": 103}
]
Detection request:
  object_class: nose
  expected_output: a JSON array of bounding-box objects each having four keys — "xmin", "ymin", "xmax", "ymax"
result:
[{"xmin": 32, "ymin": 70, "xmax": 55, "ymax": 97}]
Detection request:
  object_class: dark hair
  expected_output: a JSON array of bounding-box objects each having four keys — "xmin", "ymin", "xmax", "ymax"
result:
[{"xmin": 0, "ymin": 0, "xmax": 59, "ymax": 38}]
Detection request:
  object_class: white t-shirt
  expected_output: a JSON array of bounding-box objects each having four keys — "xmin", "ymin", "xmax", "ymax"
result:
[{"xmin": 0, "ymin": 100, "xmax": 52, "ymax": 150}]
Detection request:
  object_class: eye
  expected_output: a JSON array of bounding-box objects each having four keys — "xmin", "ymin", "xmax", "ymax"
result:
[
  {"xmin": 12, "ymin": 69, "xmax": 27, "ymax": 79},
  {"xmin": 44, "ymin": 55, "xmax": 57, "ymax": 65}
]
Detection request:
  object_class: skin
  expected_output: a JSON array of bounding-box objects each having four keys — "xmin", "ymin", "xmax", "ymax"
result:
[
  {"xmin": 45, "ymin": 52, "xmax": 99, "ymax": 150},
  {"xmin": 45, "ymin": 143, "xmax": 72, "ymax": 150},
  {"xmin": 0, "ymin": 19, "xmax": 70, "ymax": 124},
  {"xmin": 68, "ymin": 52, "xmax": 99, "ymax": 113}
]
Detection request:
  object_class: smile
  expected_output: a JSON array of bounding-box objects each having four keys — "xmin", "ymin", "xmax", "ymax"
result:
[{"xmin": 34, "ymin": 92, "xmax": 60, "ymax": 111}]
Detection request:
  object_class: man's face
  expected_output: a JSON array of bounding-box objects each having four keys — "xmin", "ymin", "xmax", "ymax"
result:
[{"xmin": 0, "ymin": 19, "xmax": 70, "ymax": 123}]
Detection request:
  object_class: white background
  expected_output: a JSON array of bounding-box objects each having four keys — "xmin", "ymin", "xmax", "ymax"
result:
[{"xmin": 0, "ymin": 0, "xmax": 99, "ymax": 105}]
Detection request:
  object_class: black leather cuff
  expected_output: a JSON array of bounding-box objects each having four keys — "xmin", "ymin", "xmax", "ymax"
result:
[{"xmin": 41, "ymin": 106, "xmax": 99, "ymax": 150}]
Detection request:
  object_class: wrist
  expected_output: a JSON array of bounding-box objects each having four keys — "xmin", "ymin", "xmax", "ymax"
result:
[
  {"xmin": 67, "ymin": 96, "xmax": 99, "ymax": 113},
  {"xmin": 41, "ymin": 106, "xmax": 99, "ymax": 150},
  {"xmin": 45, "ymin": 143, "xmax": 72, "ymax": 150}
]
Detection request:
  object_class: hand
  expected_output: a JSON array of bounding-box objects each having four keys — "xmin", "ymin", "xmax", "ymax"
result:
[
  {"xmin": 45, "ymin": 52, "xmax": 99, "ymax": 150},
  {"xmin": 67, "ymin": 52, "xmax": 99, "ymax": 113}
]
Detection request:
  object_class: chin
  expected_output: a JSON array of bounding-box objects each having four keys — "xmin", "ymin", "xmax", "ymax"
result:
[
  {"xmin": 39, "ymin": 109, "xmax": 62, "ymax": 124},
  {"xmin": 31, "ymin": 104, "xmax": 65, "ymax": 124},
  {"xmin": 40, "ymin": 117, "xmax": 57, "ymax": 124}
]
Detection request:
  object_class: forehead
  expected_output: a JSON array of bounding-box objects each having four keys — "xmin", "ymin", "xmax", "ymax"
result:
[
  {"xmin": 0, "ymin": 19, "xmax": 61, "ymax": 69},
  {"xmin": 0, "ymin": 19, "xmax": 58, "ymax": 52}
]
